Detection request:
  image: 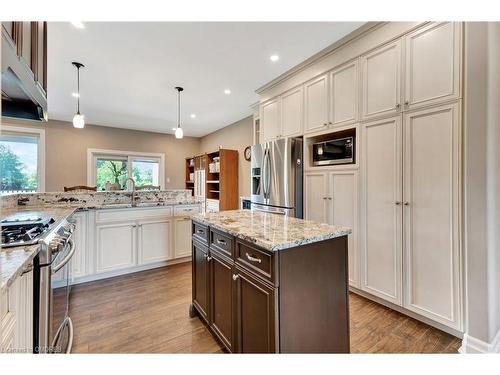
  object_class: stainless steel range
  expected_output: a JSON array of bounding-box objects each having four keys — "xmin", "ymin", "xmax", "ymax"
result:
[{"xmin": 1, "ymin": 214, "xmax": 76, "ymax": 353}]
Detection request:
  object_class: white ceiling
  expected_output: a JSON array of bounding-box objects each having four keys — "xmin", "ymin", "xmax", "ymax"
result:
[{"xmin": 47, "ymin": 22, "xmax": 364, "ymax": 137}]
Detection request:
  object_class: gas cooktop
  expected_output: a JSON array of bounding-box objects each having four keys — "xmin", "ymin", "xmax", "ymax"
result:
[{"xmin": 1, "ymin": 216, "xmax": 56, "ymax": 248}]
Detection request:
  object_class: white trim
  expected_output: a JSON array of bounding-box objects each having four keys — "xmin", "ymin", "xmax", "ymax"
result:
[
  {"xmin": 87, "ymin": 148, "xmax": 165, "ymax": 189},
  {"xmin": 0, "ymin": 125, "xmax": 46, "ymax": 192},
  {"xmin": 459, "ymin": 329, "xmax": 500, "ymax": 353}
]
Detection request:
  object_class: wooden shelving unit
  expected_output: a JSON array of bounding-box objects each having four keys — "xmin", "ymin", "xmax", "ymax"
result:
[
  {"xmin": 185, "ymin": 157, "xmax": 195, "ymax": 196},
  {"xmin": 205, "ymin": 148, "xmax": 238, "ymax": 211}
]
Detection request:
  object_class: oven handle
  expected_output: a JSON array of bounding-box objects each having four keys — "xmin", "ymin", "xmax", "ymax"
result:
[
  {"xmin": 51, "ymin": 316, "xmax": 74, "ymax": 354},
  {"xmin": 52, "ymin": 239, "xmax": 75, "ymax": 274}
]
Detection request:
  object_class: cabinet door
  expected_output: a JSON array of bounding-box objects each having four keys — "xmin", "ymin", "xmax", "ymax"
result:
[
  {"xmin": 210, "ymin": 252, "xmax": 234, "ymax": 351},
  {"xmin": 330, "ymin": 60, "xmax": 358, "ymax": 126},
  {"xmin": 138, "ymin": 219, "xmax": 171, "ymax": 265},
  {"xmin": 12, "ymin": 269, "xmax": 33, "ymax": 353},
  {"xmin": 304, "ymin": 74, "xmax": 329, "ymax": 133},
  {"xmin": 71, "ymin": 212, "xmax": 87, "ymax": 279},
  {"xmin": 192, "ymin": 240, "xmax": 210, "ymax": 322},
  {"xmin": 304, "ymin": 172, "xmax": 329, "ymax": 223},
  {"xmin": 360, "ymin": 116, "xmax": 402, "ymax": 305},
  {"xmin": 234, "ymin": 268, "xmax": 276, "ymax": 353},
  {"xmin": 402, "ymin": 103, "xmax": 461, "ymax": 329},
  {"xmin": 173, "ymin": 217, "xmax": 192, "ymax": 258},
  {"xmin": 96, "ymin": 222, "xmax": 136, "ymax": 273},
  {"xmin": 361, "ymin": 40, "xmax": 402, "ymax": 120},
  {"xmin": 281, "ymin": 86, "xmax": 303, "ymax": 137},
  {"xmin": 329, "ymin": 171, "xmax": 359, "ymax": 288},
  {"xmin": 260, "ymin": 97, "xmax": 281, "ymax": 142},
  {"xmin": 404, "ymin": 22, "xmax": 461, "ymax": 109}
]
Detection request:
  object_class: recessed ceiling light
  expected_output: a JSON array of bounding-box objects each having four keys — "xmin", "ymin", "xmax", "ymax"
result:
[
  {"xmin": 72, "ymin": 92, "xmax": 80, "ymax": 98},
  {"xmin": 71, "ymin": 21, "xmax": 85, "ymax": 29},
  {"xmin": 190, "ymin": 114, "xmax": 196, "ymax": 119},
  {"xmin": 270, "ymin": 54, "xmax": 280, "ymax": 62},
  {"xmin": 224, "ymin": 89, "xmax": 231, "ymax": 95}
]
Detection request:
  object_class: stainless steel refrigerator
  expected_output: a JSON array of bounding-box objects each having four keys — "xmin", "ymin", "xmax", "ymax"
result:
[{"xmin": 250, "ymin": 137, "xmax": 303, "ymax": 217}]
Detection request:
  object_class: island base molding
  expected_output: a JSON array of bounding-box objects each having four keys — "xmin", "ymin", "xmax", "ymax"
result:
[{"xmin": 459, "ymin": 330, "xmax": 500, "ymax": 354}]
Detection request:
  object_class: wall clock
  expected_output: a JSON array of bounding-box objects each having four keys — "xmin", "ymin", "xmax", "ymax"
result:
[{"xmin": 244, "ymin": 146, "xmax": 251, "ymax": 161}]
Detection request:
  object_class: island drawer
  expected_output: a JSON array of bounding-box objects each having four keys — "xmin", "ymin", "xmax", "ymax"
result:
[
  {"xmin": 192, "ymin": 222, "xmax": 209, "ymax": 245},
  {"xmin": 210, "ymin": 229, "xmax": 233, "ymax": 258},
  {"xmin": 235, "ymin": 240, "xmax": 276, "ymax": 285}
]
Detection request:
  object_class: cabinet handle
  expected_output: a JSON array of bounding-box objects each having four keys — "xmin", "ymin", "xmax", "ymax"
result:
[
  {"xmin": 197, "ymin": 229, "xmax": 204, "ymax": 234},
  {"xmin": 395, "ymin": 201, "xmax": 401, "ymax": 205},
  {"xmin": 328, "ymin": 121, "xmax": 332, "ymax": 125},
  {"xmin": 323, "ymin": 123, "xmax": 328, "ymax": 126},
  {"xmin": 405, "ymin": 101, "xmax": 409, "ymax": 106},
  {"xmin": 216, "ymin": 238, "xmax": 227, "ymax": 245},
  {"xmin": 328, "ymin": 197, "xmax": 332, "ymax": 200},
  {"xmin": 404, "ymin": 202, "xmax": 410, "ymax": 206},
  {"xmin": 245, "ymin": 252, "xmax": 262, "ymax": 264},
  {"xmin": 396, "ymin": 103, "xmax": 401, "ymax": 109},
  {"xmin": 232, "ymin": 274, "xmax": 239, "ymax": 281},
  {"xmin": 207, "ymin": 256, "xmax": 212, "ymax": 262}
]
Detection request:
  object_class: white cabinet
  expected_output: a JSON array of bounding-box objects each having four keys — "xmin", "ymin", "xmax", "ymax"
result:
[
  {"xmin": 261, "ymin": 97, "xmax": 281, "ymax": 142},
  {"xmin": 138, "ymin": 219, "xmax": 172, "ymax": 265},
  {"xmin": 71, "ymin": 211, "xmax": 87, "ymax": 279},
  {"xmin": 304, "ymin": 74, "xmax": 329, "ymax": 133},
  {"xmin": 305, "ymin": 170, "xmax": 359, "ymax": 287},
  {"xmin": 361, "ymin": 40, "xmax": 402, "ymax": 120},
  {"xmin": 402, "ymin": 103, "xmax": 461, "ymax": 329},
  {"xmin": 304, "ymin": 172, "xmax": 329, "ymax": 223},
  {"xmin": 281, "ymin": 86, "xmax": 303, "ymax": 137},
  {"xmin": 360, "ymin": 116, "xmax": 403, "ymax": 305},
  {"xmin": 173, "ymin": 217, "xmax": 192, "ymax": 258},
  {"xmin": 96, "ymin": 222, "xmax": 136, "ymax": 273},
  {"xmin": 329, "ymin": 171, "xmax": 359, "ymax": 288},
  {"xmin": 404, "ymin": 22, "xmax": 461, "ymax": 109},
  {"xmin": 330, "ymin": 60, "xmax": 359, "ymax": 127}
]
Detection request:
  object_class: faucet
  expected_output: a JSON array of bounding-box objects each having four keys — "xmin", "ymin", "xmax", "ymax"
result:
[{"xmin": 124, "ymin": 177, "xmax": 137, "ymax": 207}]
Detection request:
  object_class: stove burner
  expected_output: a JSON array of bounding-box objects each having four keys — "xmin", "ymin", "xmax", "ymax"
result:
[{"xmin": 1, "ymin": 217, "xmax": 56, "ymax": 247}]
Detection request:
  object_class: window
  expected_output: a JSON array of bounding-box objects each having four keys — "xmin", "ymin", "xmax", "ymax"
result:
[
  {"xmin": 0, "ymin": 126, "xmax": 45, "ymax": 193},
  {"xmin": 88, "ymin": 149, "xmax": 164, "ymax": 191}
]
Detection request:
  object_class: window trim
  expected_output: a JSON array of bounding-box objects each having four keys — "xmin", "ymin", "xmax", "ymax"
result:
[
  {"xmin": 0, "ymin": 124, "xmax": 46, "ymax": 192},
  {"xmin": 87, "ymin": 148, "xmax": 165, "ymax": 190}
]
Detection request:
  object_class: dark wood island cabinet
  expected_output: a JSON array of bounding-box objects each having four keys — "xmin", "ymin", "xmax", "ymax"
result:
[{"xmin": 189, "ymin": 210, "xmax": 352, "ymax": 353}]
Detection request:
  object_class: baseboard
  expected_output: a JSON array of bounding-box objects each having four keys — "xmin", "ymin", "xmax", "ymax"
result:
[
  {"xmin": 459, "ymin": 328, "xmax": 500, "ymax": 353},
  {"xmin": 53, "ymin": 257, "xmax": 191, "ymax": 288},
  {"xmin": 349, "ymin": 286, "xmax": 464, "ymax": 339}
]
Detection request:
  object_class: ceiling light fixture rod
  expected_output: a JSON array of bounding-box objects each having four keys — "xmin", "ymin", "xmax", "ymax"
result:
[
  {"xmin": 174, "ymin": 86, "xmax": 184, "ymax": 139},
  {"xmin": 72, "ymin": 62, "xmax": 84, "ymax": 113}
]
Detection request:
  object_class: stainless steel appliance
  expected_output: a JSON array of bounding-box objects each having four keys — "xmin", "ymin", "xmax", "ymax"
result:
[
  {"xmin": 251, "ymin": 137, "xmax": 303, "ymax": 217},
  {"xmin": 36, "ymin": 220, "xmax": 75, "ymax": 353},
  {"xmin": 312, "ymin": 136, "xmax": 354, "ymax": 166}
]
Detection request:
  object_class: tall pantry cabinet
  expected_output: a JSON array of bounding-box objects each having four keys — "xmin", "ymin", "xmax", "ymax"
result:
[{"xmin": 263, "ymin": 22, "xmax": 463, "ymax": 333}]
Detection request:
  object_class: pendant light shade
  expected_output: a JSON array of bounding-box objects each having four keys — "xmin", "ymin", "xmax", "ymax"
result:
[
  {"xmin": 174, "ymin": 86, "xmax": 184, "ymax": 139},
  {"xmin": 72, "ymin": 61, "xmax": 85, "ymax": 129}
]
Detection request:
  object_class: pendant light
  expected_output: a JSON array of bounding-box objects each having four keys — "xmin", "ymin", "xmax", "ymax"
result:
[
  {"xmin": 72, "ymin": 62, "xmax": 85, "ymax": 129},
  {"xmin": 174, "ymin": 86, "xmax": 184, "ymax": 139}
]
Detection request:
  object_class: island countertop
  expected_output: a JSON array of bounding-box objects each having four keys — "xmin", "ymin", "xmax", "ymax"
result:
[{"xmin": 192, "ymin": 209, "xmax": 351, "ymax": 252}]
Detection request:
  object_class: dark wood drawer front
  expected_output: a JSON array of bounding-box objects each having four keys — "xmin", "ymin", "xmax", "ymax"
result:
[
  {"xmin": 210, "ymin": 229, "xmax": 233, "ymax": 258},
  {"xmin": 236, "ymin": 241, "xmax": 275, "ymax": 285},
  {"xmin": 193, "ymin": 222, "xmax": 209, "ymax": 245}
]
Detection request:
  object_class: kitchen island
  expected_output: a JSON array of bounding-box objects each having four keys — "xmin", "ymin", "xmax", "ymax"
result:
[{"xmin": 190, "ymin": 210, "xmax": 352, "ymax": 353}]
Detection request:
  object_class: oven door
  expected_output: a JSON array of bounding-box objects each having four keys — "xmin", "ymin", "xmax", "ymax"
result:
[{"xmin": 50, "ymin": 239, "xmax": 75, "ymax": 353}]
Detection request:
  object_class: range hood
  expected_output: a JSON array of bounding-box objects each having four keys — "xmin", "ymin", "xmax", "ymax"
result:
[{"xmin": 1, "ymin": 24, "xmax": 47, "ymax": 121}]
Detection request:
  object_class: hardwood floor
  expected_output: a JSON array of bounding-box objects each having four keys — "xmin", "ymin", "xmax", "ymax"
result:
[{"xmin": 63, "ymin": 262, "xmax": 461, "ymax": 353}]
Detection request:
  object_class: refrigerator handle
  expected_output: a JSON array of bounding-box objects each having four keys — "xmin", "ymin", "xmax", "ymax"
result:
[
  {"xmin": 262, "ymin": 147, "xmax": 268, "ymax": 199},
  {"xmin": 265, "ymin": 146, "xmax": 272, "ymax": 201}
]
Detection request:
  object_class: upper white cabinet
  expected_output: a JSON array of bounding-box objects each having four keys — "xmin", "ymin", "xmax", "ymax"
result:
[
  {"xmin": 260, "ymin": 97, "xmax": 281, "ymax": 142},
  {"xmin": 138, "ymin": 218, "xmax": 172, "ymax": 265},
  {"xmin": 361, "ymin": 40, "xmax": 402, "ymax": 120},
  {"xmin": 402, "ymin": 102, "xmax": 461, "ymax": 329},
  {"xmin": 404, "ymin": 22, "xmax": 461, "ymax": 109},
  {"xmin": 329, "ymin": 60, "xmax": 359, "ymax": 127},
  {"xmin": 304, "ymin": 172, "xmax": 329, "ymax": 223},
  {"xmin": 360, "ymin": 116, "xmax": 403, "ymax": 305},
  {"xmin": 281, "ymin": 86, "xmax": 303, "ymax": 137},
  {"xmin": 260, "ymin": 87, "xmax": 303, "ymax": 142},
  {"xmin": 304, "ymin": 74, "xmax": 329, "ymax": 133}
]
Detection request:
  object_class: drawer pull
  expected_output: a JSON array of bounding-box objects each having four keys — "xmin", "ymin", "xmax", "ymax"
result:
[
  {"xmin": 216, "ymin": 238, "xmax": 227, "ymax": 245},
  {"xmin": 232, "ymin": 274, "xmax": 239, "ymax": 281},
  {"xmin": 197, "ymin": 229, "xmax": 204, "ymax": 234},
  {"xmin": 245, "ymin": 253, "xmax": 262, "ymax": 264}
]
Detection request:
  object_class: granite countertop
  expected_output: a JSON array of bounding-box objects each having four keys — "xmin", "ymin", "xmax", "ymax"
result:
[
  {"xmin": 192, "ymin": 210, "xmax": 352, "ymax": 252},
  {"xmin": 0, "ymin": 206, "xmax": 76, "ymax": 291}
]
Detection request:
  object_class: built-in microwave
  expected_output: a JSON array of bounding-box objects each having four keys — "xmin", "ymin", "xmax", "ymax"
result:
[{"xmin": 312, "ymin": 136, "xmax": 354, "ymax": 166}]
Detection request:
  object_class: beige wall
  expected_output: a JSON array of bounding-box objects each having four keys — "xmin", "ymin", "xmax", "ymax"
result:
[
  {"xmin": 1, "ymin": 118, "xmax": 200, "ymax": 192},
  {"xmin": 199, "ymin": 116, "xmax": 253, "ymax": 198}
]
